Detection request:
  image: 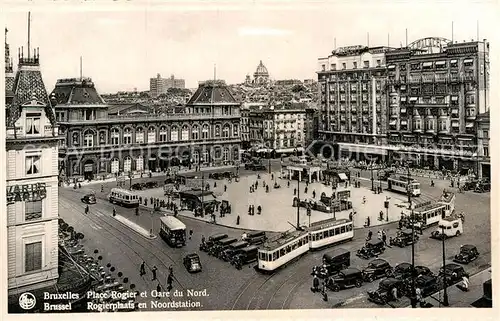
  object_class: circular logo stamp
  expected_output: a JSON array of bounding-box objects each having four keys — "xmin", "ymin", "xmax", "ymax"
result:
[{"xmin": 19, "ymin": 292, "xmax": 36, "ymax": 310}]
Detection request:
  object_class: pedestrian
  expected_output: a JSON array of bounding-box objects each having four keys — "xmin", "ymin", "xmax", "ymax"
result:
[
  {"xmin": 257, "ymin": 205, "xmax": 262, "ymax": 215},
  {"xmin": 167, "ymin": 274, "xmax": 173, "ymax": 291},
  {"xmin": 140, "ymin": 261, "xmax": 146, "ymax": 276},
  {"xmin": 201, "ymin": 235, "xmax": 205, "ymax": 244},
  {"xmin": 392, "ymin": 286, "xmax": 398, "ymax": 301},
  {"xmin": 271, "ymin": 173, "xmax": 274, "ymax": 180},
  {"xmin": 312, "ymin": 190, "xmax": 316, "ymax": 198},
  {"xmin": 236, "ymin": 215, "xmax": 240, "ymax": 225},
  {"xmin": 189, "ymin": 229, "xmax": 193, "ymax": 240},
  {"xmin": 168, "ymin": 265, "xmax": 173, "ymax": 276},
  {"xmin": 304, "ymin": 187, "xmax": 308, "ymax": 194},
  {"xmin": 294, "ymin": 188, "xmax": 297, "ymax": 195},
  {"xmin": 382, "ymin": 232, "xmax": 388, "ymax": 247},
  {"xmin": 398, "ymin": 220, "xmax": 403, "ymax": 229},
  {"xmin": 366, "ymin": 216, "xmax": 371, "ymax": 227},
  {"xmin": 224, "ymin": 185, "xmax": 227, "ymax": 192},
  {"xmin": 151, "ymin": 266, "xmax": 157, "ymax": 281},
  {"xmin": 362, "ymin": 196, "xmax": 366, "ymax": 204},
  {"xmin": 460, "ymin": 275, "xmax": 470, "ymax": 292},
  {"xmin": 135, "ymin": 207, "xmax": 139, "ymax": 216},
  {"xmin": 349, "ymin": 212, "xmax": 353, "ymax": 221},
  {"xmin": 156, "ymin": 283, "xmax": 162, "ymax": 297},
  {"xmin": 416, "ymin": 287, "xmax": 423, "ymax": 306},
  {"xmin": 311, "ymin": 275, "xmax": 320, "ymax": 292},
  {"xmin": 251, "ymin": 205, "xmax": 255, "ymax": 215},
  {"xmin": 112, "ymin": 207, "xmax": 116, "ymax": 217},
  {"xmin": 287, "ymin": 181, "xmax": 290, "ymax": 188},
  {"xmin": 322, "ymin": 282, "xmax": 328, "ymax": 301},
  {"xmin": 367, "ymin": 230, "xmax": 373, "ymax": 241},
  {"xmin": 379, "ymin": 211, "xmax": 384, "ymax": 221},
  {"xmin": 85, "ymin": 205, "xmax": 89, "ymax": 214}
]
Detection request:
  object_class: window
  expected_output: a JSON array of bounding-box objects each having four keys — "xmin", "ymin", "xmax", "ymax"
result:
[
  {"xmin": 483, "ymin": 130, "xmax": 489, "ymax": 139},
  {"xmin": 123, "ymin": 128, "xmax": 132, "ymax": 144},
  {"xmin": 25, "ymin": 241, "xmax": 42, "ymax": 272},
  {"xmin": 484, "ymin": 147, "xmax": 489, "ymax": 157},
  {"xmin": 363, "ymin": 60, "xmax": 369, "ymax": 68},
  {"xmin": 111, "ymin": 128, "xmax": 120, "ymax": 145},
  {"xmin": 136, "ymin": 155, "xmax": 144, "ymax": 171},
  {"xmin": 215, "ymin": 125, "xmax": 221, "ymax": 137},
  {"xmin": 181, "ymin": 125, "xmax": 189, "ymax": 141},
  {"xmin": 342, "ymin": 63, "xmax": 346, "ymax": 70},
  {"xmin": 170, "ymin": 126, "xmax": 179, "ymax": 141},
  {"xmin": 136, "ymin": 127, "xmax": 144, "ymax": 144},
  {"xmin": 223, "ymin": 148, "xmax": 229, "ymax": 161},
  {"xmin": 202, "ymin": 124, "xmax": 209, "ymax": 139},
  {"xmin": 353, "ymin": 62, "xmax": 358, "ymax": 69},
  {"xmin": 192, "ymin": 151, "xmax": 199, "ymax": 164},
  {"xmin": 439, "ymin": 120, "xmax": 447, "ymax": 132},
  {"xmin": 466, "ymin": 108, "xmax": 476, "ymax": 117},
  {"xmin": 26, "ymin": 155, "xmax": 40, "ymax": 175},
  {"xmin": 414, "ymin": 119, "xmax": 422, "ymax": 130},
  {"xmin": 376, "ymin": 59, "xmax": 381, "ymax": 67},
  {"xmin": 148, "ymin": 127, "xmax": 156, "ymax": 143},
  {"xmin": 202, "ymin": 150, "xmax": 209, "ymax": 163},
  {"xmin": 192, "ymin": 125, "xmax": 199, "ymax": 140},
  {"xmin": 321, "ymin": 64, "xmax": 326, "ymax": 71},
  {"xmin": 233, "ymin": 124, "xmax": 239, "ymax": 136},
  {"xmin": 99, "ymin": 131, "xmax": 106, "ymax": 144},
  {"xmin": 330, "ymin": 63, "xmax": 336, "ymax": 70},
  {"xmin": 159, "ymin": 126, "xmax": 167, "ymax": 142},
  {"xmin": 26, "ymin": 113, "xmax": 41, "ymax": 135},
  {"xmin": 25, "ymin": 200, "xmax": 42, "ymax": 221},
  {"xmin": 110, "ymin": 158, "xmax": 119, "ymax": 174},
  {"xmin": 466, "ymin": 95, "xmax": 475, "ymax": 105},
  {"xmin": 84, "ymin": 131, "xmax": 94, "ymax": 147},
  {"xmin": 222, "ymin": 125, "xmax": 230, "ymax": 138},
  {"xmin": 123, "ymin": 156, "xmax": 132, "ymax": 173}
]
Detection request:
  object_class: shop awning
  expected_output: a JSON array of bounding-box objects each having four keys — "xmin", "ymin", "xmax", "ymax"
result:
[{"xmin": 338, "ymin": 173, "xmax": 348, "ymax": 181}]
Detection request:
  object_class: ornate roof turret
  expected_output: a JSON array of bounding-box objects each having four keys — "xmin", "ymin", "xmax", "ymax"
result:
[
  {"xmin": 50, "ymin": 77, "xmax": 106, "ymax": 106},
  {"xmin": 187, "ymin": 80, "xmax": 238, "ymax": 105},
  {"xmin": 254, "ymin": 60, "xmax": 269, "ymax": 77},
  {"xmin": 5, "ymin": 28, "xmax": 14, "ymax": 99}
]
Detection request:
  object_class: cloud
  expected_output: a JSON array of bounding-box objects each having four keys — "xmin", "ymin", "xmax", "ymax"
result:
[{"xmin": 238, "ymin": 27, "xmax": 292, "ymax": 37}]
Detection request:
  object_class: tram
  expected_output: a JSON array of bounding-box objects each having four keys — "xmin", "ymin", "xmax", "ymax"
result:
[
  {"xmin": 108, "ymin": 188, "xmax": 140, "ymax": 207},
  {"xmin": 159, "ymin": 216, "xmax": 187, "ymax": 247},
  {"xmin": 387, "ymin": 176, "xmax": 421, "ymax": 196},
  {"xmin": 413, "ymin": 202, "xmax": 446, "ymax": 227},
  {"xmin": 256, "ymin": 219, "xmax": 354, "ymax": 273}
]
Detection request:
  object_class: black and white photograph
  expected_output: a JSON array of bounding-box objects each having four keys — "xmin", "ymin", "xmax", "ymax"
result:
[{"xmin": 1, "ymin": 0, "xmax": 496, "ymax": 317}]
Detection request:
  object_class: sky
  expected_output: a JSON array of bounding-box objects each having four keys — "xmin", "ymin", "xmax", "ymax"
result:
[{"xmin": 3, "ymin": 1, "xmax": 497, "ymax": 93}]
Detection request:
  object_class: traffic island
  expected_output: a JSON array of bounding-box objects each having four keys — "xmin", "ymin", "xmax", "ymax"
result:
[{"xmin": 113, "ymin": 215, "xmax": 157, "ymax": 240}]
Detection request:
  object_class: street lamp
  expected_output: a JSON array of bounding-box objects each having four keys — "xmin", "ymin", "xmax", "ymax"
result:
[
  {"xmin": 128, "ymin": 172, "xmax": 133, "ymax": 191},
  {"xmin": 407, "ymin": 162, "xmax": 417, "ymax": 309},
  {"xmin": 268, "ymin": 151, "xmax": 272, "ymax": 174},
  {"xmin": 370, "ymin": 166, "xmax": 374, "ymax": 191},
  {"xmin": 296, "ymin": 172, "xmax": 301, "ymax": 230},
  {"xmin": 441, "ymin": 225, "xmax": 450, "ymax": 306}
]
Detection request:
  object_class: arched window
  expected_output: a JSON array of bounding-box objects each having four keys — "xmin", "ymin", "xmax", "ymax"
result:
[
  {"xmin": 136, "ymin": 127, "xmax": 144, "ymax": 144},
  {"xmin": 99, "ymin": 131, "xmax": 106, "ymax": 144},
  {"xmin": 192, "ymin": 125, "xmax": 199, "ymax": 140},
  {"xmin": 123, "ymin": 128, "xmax": 132, "ymax": 145},
  {"xmin": 181, "ymin": 125, "xmax": 189, "ymax": 141},
  {"xmin": 72, "ymin": 132, "xmax": 80, "ymax": 146},
  {"xmin": 136, "ymin": 155, "xmax": 144, "ymax": 171},
  {"xmin": 123, "ymin": 156, "xmax": 132, "ymax": 173},
  {"xmin": 171, "ymin": 126, "xmax": 179, "ymax": 141},
  {"xmin": 110, "ymin": 158, "xmax": 119, "ymax": 174},
  {"xmin": 233, "ymin": 124, "xmax": 239, "ymax": 137},
  {"xmin": 222, "ymin": 124, "xmax": 230, "ymax": 138},
  {"xmin": 192, "ymin": 151, "xmax": 199, "ymax": 164},
  {"xmin": 202, "ymin": 150, "xmax": 209, "ymax": 164},
  {"xmin": 148, "ymin": 126, "xmax": 156, "ymax": 143},
  {"xmin": 159, "ymin": 126, "xmax": 167, "ymax": 142},
  {"xmin": 215, "ymin": 125, "xmax": 221, "ymax": 137},
  {"xmin": 84, "ymin": 130, "xmax": 94, "ymax": 147},
  {"xmin": 223, "ymin": 148, "xmax": 229, "ymax": 161},
  {"xmin": 202, "ymin": 124, "xmax": 209, "ymax": 139},
  {"xmin": 111, "ymin": 128, "xmax": 120, "ymax": 145}
]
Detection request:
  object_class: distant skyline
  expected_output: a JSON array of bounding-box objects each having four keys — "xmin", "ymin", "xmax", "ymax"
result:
[{"xmin": 4, "ymin": 2, "xmax": 496, "ymax": 93}]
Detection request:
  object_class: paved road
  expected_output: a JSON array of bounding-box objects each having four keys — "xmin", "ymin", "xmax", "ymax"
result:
[{"xmin": 60, "ymin": 164, "xmax": 490, "ymax": 310}]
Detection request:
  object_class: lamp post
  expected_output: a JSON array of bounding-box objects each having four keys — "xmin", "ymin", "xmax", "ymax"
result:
[
  {"xmin": 407, "ymin": 162, "xmax": 416, "ymax": 309},
  {"xmin": 296, "ymin": 171, "xmax": 301, "ymax": 230},
  {"xmin": 201, "ymin": 173, "xmax": 205, "ymax": 217},
  {"xmin": 129, "ymin": 172, "xmax": 133, "ymax": 191},
  {"xmin": 268, "ymin": 151, "xmax": 272, "ymax": 174},
  {"xmin": 370, "ymin": 166, "xmax": 374, "ymax": 191},
  {"xmin": 441, "ymin": 225, "xmax": 450, "ymax": 306}
]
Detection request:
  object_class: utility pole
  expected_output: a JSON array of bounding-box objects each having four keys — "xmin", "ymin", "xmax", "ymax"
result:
[
  {"xmin": 201, "ymin": 174, "xmax": 205, "ymax": 217},
  {"xmin": 408, "ymin": 163, "xmax": 416, "ymax": 308},
  {"xmin": 370, "ymin": 166, "xmax": 374, "ymax": 191},
  {"xmin": 296, "ymin": 172, "xmax": 300, "ymax": 230},
  {"xmin": 442, "ymin": 225, "xmax": 450, "ymax": 306}
]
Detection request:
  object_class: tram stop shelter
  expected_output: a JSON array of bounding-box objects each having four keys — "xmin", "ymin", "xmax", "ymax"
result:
[
  {"xmin": 285, "ymin": 161, "xmax": 323, "ymax": 184},
  {"xmin": 179, "ymin": 190, "xmax": 220, "ymax": 212}
]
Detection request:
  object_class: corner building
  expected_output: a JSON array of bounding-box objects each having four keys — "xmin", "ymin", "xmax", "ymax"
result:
[
  {"xmin": 5, "ymin": 47, "xmax": 60, "ymax": 295},
  {"xmin": 317, "ymin": 45, "xmax": 391, "ymax": 161},
  {"xmin": 385, "ymin": 38, "xmax": 490, "ymax": 172},
  {"xmin": 54, "ymin": 79, "xmax": 242, "ymax": 180}
]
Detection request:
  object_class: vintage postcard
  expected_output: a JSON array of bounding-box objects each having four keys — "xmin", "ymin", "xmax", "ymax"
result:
[{"xmin": 1, "ymin": 0, "xmax": 497, "ymax": 319}]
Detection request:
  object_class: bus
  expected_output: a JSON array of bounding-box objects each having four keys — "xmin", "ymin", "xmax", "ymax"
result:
[
  {"xmin": 159, "ymin": 216, "xmax": 186, "ymax": 247},
  {"xmin": 387, "ymin": 176, "xmax": 421, "ymax": 196},
  {"xmin": 108, "ymin": 188, "xmax": 140, "ymax": 207}
]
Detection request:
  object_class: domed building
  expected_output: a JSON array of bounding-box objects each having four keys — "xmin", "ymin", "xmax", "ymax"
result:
[{"xmin": 253, "ymin": 60, "xmax": 270, "ymax": 86}]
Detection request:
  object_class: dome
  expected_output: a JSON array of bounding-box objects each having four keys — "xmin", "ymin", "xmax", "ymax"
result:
[{"xmin": 255, "ymin": 60, "xmax": 269, "ymax": 76}]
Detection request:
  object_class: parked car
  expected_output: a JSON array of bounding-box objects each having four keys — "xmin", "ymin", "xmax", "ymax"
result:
[
  {"xmin": 81, "ymin": 193, "xmax": 96, "ymax": 204},
  {"xmin": 242, "ymin": 231, "xmax": 267, "ymax": 245},
  {"xmin": 474, "ymin": 180, "xmax": 490, "ymax": 193},
  {"xmin": 439, "ymin": 263, "xmax": 469, "ymax": 285},
  {"xmin": 293, "ymin": 198, "xmax": 331, "ymax": 213},
  {"xmin": 356, "ymin": 239, "xmax": 386, "ymax": 259},
  {"xmin": 183, "ymin": 253, "xmax": 202, "ymax": 273},
  {"xmin": 131, "ymin": 183, "xmax": 145, "ymax": 190},
  {"xmin": 144, "ymin": 181, "xmax": 159, "ymax": 189},
  {"xmin": 367, "ymin": 278, "xmax": 406, "ymax": 305},
  {"xmin": 200, "ymin": 233, "xmax": 228, "ymax": 252},
  {"xmin": 453, "ymin": 244, "xmax": 479, "ymax": 264},
  {"xmin": 389, "ymin": 229, "xmax": 419, "ymax": 248},
  {"xmin": 415, "ymin": 265, "xmax": 434, "ymax": 277},
  {"xmin": 389, "ymin": 262, "xmax": 413, "ymax": 280},
  {"xmin": 326, "ymin": 268, "xmax": 364, "ymax": 291},
  {"xmin": 414, "ymin": 274, "xmax": 439, "ymax": 297},
  {"xmin": 362, "ymin": 259, "xmax": 392, "ymax": 282},
  {"xmin": 312, "ymin": 248, "xmax": 350, "ymax": 279}
]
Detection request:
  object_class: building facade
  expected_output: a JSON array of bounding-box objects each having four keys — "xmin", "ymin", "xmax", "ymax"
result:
[
  {"xmin": 149, "ymin": 73, "xmax": 186, "ymax": 97},
  {"xmin": 385, "ymin": 38, "xmax": 489, "ymax": 172},
  {"xmin": 240, "ymin": 106, "xmax": 251, "ymax": 149},
  {"xmin": 54, "ymin": 79, "xmax": 242, "ymax": 180},
  {"xmin": 476, "ymin": 111, "xmax": 490, "ymax": 179},
  {"xmin": 317, "ymin": 45, "xmax": 391, "ymax": 160},
  {"xmin": 5, "ymin": 44, "xmax": 60, "ymax": 295}
]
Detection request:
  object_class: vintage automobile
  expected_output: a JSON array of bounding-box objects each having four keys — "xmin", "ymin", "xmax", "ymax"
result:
[
  {"xmin": 414, "ymin": 274, "xmax": 439, "ymax": 297},
  {"xmin": 326, "ymin": 268, "xmax": 364, "ymax": 291},
  {"xmin": 242, "ymin": 231, "xmax": 267, "ymax": 246},
  {"xmin": 312, "ymin": 248, "xmax": 350, "ymax": 279},
  {"xmin": 367, "ymin": 278, "xmax": 406, "ymax": 305},
  {"xmin": 378, "ymin": 169, "xmax": 395, "ymax": 181},
  {"xmin": 438, "ymin": 263, "xmax": 469, "ymax": 285},
  {"xmin": 293, "ymin": 198, "xmax": 331, "ymax": 213},
  {"xmin": 389, "ymin": 229, "xmax": 419, "ymax": 248},
  {"xmin": 131, "ymin": 183, "xmax": 146, "ymax": 190},
  {"xmin": 415, "ymin": 265, "xmax": 434, "ymax": 277},
  {"xmin": 362, "ymin": 259, "xmax": 392, "ymax": 282},
  {"xmin": 430, "ymin": 217, "xmax": 463, "ymax": 239},
  {"xmin": 474, "ymin": 180, "xmax": 491, "ymax": 193},
  {"xmin": 221, "ymin": 241, "xmax": 248, "ymax": 262},
  {"xmin": 81, "ymin": 193, "xmax": 97, "ymax": 204},
  {"xmin": 183, "ymin": 253, "xmax": 202, "ymax": 273},
  {"xmin": 210, "ymin": 237, "xmax": 238, "ymax": 258},
  {"xmin": 453, "ymin": 244, "xmax": 479, "ymax": 264},
  {"xmin": 356, "ymin": 239, "xmax": 386, "ymax": 259},
  {"xmin": 389, "ymin": 262, "xmax": 413, "ymax": 280},
  {"xmin": 199, "ymin": 233, "xmax": 228, "ymax": 252},
  {"xmin": 244, "ymin": 158, "xmax": 267, "ymax": 171}
]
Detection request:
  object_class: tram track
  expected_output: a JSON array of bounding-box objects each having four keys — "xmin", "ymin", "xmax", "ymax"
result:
[{"xmin": 59, "ymin": 191, "xmax": 192, "ymax": 299}]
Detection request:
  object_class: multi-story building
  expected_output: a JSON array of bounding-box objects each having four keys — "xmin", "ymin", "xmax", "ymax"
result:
[
  {"xmin": 54, "ymin": 79, "xmax": 242, "ymax": 180},
  {"xmin": 5, "ymin": 45, "xmax": 60, "ymax": 295},
  {"xmin": 317, "ymin": 45, "xmax": 391, "ymax": 160},
  {"xmin": 149, "ymin": 73, "xmax": 186, "ymax": 97},
  {"xmin": 385, "ymin": 37, "xmax": 490, "ymax": 172},
  {"xmin": 304, "ymin": 106, "xmax": 319, "ymax": 147},
  {"xmin": 240, "ymin": 106, "xmax": 251, "ymax": 149},
  {"xmin": 476, "ymin": 111, "xmax": 490, "ymax": 179}
]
